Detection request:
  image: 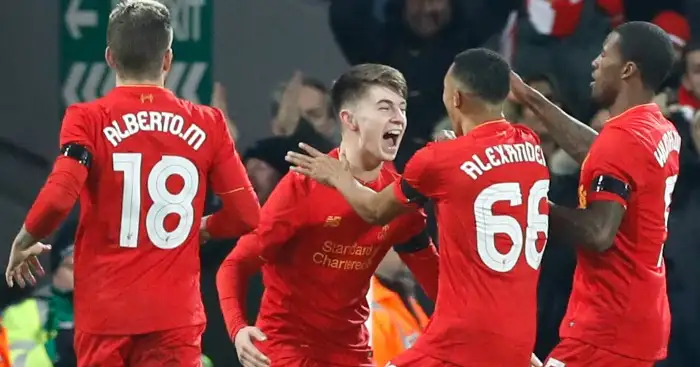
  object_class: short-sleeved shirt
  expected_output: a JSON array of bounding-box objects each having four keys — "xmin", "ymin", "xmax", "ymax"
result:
[
  {"xmin": 242, "ymin": 149, "xmax": 426, "ymax": 366},
  {"xmin": 561, "ymin": 103, "xmax": 680, "ymax": 361},
  {"xmin": 393, "ymin": 120, "xmax": 551, "ymax": 366},
  {"xmin": 62, "ymin": 86, "xmax": 245, "ymax": 334}
]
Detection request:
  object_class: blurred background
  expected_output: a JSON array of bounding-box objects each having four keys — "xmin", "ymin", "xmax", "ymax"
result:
[{"xmin": 1, "ymin": 0, "xmax": 699, "ymax": 366}]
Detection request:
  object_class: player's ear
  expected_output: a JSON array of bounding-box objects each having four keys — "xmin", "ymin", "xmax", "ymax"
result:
[
  {"xmin": 105, "ymin": 47, "xmax": 115, "ymax": 69},
  {"xmin": 453, "ymin": 91, "xmax": 462, "ymax": 109},
  {"xmin": 621, "ymin": 61, "xmax": 637, "ymax": 80},
  {"xmin": 339, "ymin": 110, "xmax": 359, "ymax": 132},
  {"xmin": 162, "ymin": 49, "xmax": 173, "ymax": 73}
]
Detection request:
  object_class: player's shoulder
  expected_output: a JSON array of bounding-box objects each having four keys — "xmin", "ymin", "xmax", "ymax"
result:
[
  {"xmin": 66, "ymin": 100, "xmax": 102, "ymax": 116},
  {"xmin": 176, "ymin": 99, "xmax": 225, "ymax": 126},
  {"xmin": 279, "ymin": 170, "xmax": 314, "ymax": 195},
  {"xmin": 509, "ymin": 123, "xmax": 542, "ymax": 144}
]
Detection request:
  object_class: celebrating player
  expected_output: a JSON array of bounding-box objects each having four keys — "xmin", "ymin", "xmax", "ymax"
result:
[
  {"xmin": 510, "ymin": 21, "xmax": 678, "ymax": 367},
  {"xmin": 216, "ymin": 64, "xmax": 439, "ymax": 367},
  {"xmin": 287, "ymin": 48, "xmax": 550, "ymax": 366},
  {"xmin": 4, "ymin": 1, "xmax": 260, "ymax": 366}
]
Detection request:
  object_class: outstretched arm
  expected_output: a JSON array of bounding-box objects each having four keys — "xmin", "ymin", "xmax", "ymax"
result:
[
  {"xmin": 510, "ymin": 72, "xmax": 597, "ymax": 163},
  {"xmin": 286, "ymin": 143, "xmax": 410, "ymax": 224},
  {"xmin": 333, "ymin": 179, "xmax": 409, "ymax": 225}
]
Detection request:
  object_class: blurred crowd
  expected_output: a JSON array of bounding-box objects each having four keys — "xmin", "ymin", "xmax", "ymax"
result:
[{"xmin": 2, "ymin": 0, "xmax": 700, "ymax": 366}]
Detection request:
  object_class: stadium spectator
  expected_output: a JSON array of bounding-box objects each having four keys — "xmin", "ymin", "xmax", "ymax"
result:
[
  {"xmin": 513, "ymin": 0, "xmax": 620, "ymax": 120},
  {"xmin": 243, "ymin": 136, "xmax": 299, "ymax": 205},
  {"xmin": 270, "ymin": 71, "xmax": 337, "ymax": 151},
  {"xmin": 653, "ymin": 11, "xmax": 691, "ymax": 90},
  {"xmin": 329, "ymin": 0, "xmax": 518, "ymax": 169},
  {"xmin": 211, "ymin": 82, "xmax": 239, "ymax": 142},
  {"xmin": 368, "ymin": 248, "xmax": 428, "ymax": 367}
]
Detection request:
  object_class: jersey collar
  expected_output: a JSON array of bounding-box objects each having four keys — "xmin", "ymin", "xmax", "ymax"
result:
[
  {"xmin": 605, "ymin": 103, "xmax": 660, "ymax": 126},
  {"xmin": 467, "ymin": 119, "xmax": 510, "ymax": 138}
]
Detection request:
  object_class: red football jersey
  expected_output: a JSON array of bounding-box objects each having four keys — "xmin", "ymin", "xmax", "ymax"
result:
[
  {"xmin": 244, "ymin": 150, "xmax": 425, "ymax": 366},
  {"xmin": 394, "ymin": 120, "xmax": 550, "ymax": 366},
  {"xmin": 60, "ymin": 86, "xmax": 250, "ymax": 334},
  {"xmin": 560, "ymin": 103, "xmax": 679, "ymax": 361}
]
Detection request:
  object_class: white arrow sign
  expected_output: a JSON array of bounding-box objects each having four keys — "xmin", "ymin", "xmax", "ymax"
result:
[
  {"xmin": 166, "ymin": 62, "xmax": 207, "ymax": 103},
  {"xmin": 63, "ymin": 62, "xmax": 114, "ymax": 105},
  {"xmin": 65, "ymin": 0, "xmax": 98, "ymax": 39},
  {"xmin": 83, "ymin": 63, "xmax": 107, "ymax": 101},
  {"xmin": 63, "ymin": 61, "xmax": 208, "ymax": 105},
  {"xmin": 180, "ymin": 62, "xmax": 207, "ymax": 103},
  {"xmin": 63, "ymin": 62, "xmax": 87, "ymax": 105}
]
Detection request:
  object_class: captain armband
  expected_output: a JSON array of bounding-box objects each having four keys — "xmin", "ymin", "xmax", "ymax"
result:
[
  {"xmin": 60, "ymin": 143, "xmax": 93, "ymax": 169},
  {"xmin": 590, "ymin": 175, "xmax": 630, "ymax": 201},
  {"xmin": 400, "ymin": 178, "xmax": 428, "ymax": 206}
]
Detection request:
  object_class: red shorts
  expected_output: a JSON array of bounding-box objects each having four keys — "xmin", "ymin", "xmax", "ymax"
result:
[
  {"xmin": 545, "ymin": 338, "xmax": 654, "ymax": 367},
  {"xmin": 74, "ymin": 324, "xmax": 204, "ymax": 367},
  {"xmin": 270, "ymin": 356, "xmax": 360, "ymax": 367},
  {"xmin": 388, "ymin": 348, "xmax": 460, "ymax": 367}
]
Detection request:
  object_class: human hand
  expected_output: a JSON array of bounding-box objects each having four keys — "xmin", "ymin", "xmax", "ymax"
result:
[
  {"xmin": 211, "ymin": 82, "xmax": 238, "ymax": 140},
  {"xmin": 285, "ymin": 143, "xmax": 352, "ymax": 188},
  {"xmin": 273, "ymin": 71, "xmax": 304, "ymax": 136},
  {"xmin": 509, "ymin": 71, "xmax": 541, "ymax": 107},
  {"xmin": 199, "ymin": 215, "xmax": 212, "ymax": 244},
  {"xmin": 5, "ymin": 242, "xmax": 51, "ymax": 288},
  {"xmin": 234, "ymin": 326, "xmax": 270, "ymax": 367},
  {"xmin": 434, "ymin": 130, "xmax": 456, "ymax": 142}
]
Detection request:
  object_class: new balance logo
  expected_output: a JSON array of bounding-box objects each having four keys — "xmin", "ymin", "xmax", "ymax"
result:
[{"xmin": 324, "ymin": 216, "xmax": 342, "ymax": 227}]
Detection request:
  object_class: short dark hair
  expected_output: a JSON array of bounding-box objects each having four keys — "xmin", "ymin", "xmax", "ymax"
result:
[
  {"xmin": 330, "ymin": 64, "xmax": 407, "ymax": 114},
  {"xmin": 615, "ymin": 21, "xmax": 675, "ymax": 91},
  {"xmin": 451, "ymin": 48, "xmax": 511, "ymax": 104},
  {"xmin": 107, "ymin": 0, "xmax": 172, "ymax": 80},
  {"xmin": 270, "ymin": 77, "xmax": 330, "ymax": 116}
]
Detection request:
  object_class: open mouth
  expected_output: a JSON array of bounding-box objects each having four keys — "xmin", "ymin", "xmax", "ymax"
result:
[{"xmin": 382, "ymin": 130, "xmax": 401, "ymax": 147}]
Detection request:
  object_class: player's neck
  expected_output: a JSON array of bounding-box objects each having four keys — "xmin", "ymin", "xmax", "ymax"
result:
[
  {"xmin": 458, "ymin": 110, "xmax": 504, "ymax": 134},
  {"xmin": 609, "ymin": 85, "xmax": 655, "ymax": 117},
  {"xmin": 339, "ymin": 140, "xmax": 383, "ymax": 182},
  {"xmin": 116, "ymin": 76, "xmax": 165, "ymax": 88}
]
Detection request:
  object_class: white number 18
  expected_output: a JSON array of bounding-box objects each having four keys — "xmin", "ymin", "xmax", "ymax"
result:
[{"xmin": 113, "ymin": 153, "xmax": 199, "ymax": 250}]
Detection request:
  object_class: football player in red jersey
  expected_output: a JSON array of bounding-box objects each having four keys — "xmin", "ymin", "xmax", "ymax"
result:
[
  {"xmin": 216, "ymin": 64, "xmax": 439, "ymax": 367},
  {"xmin": 4, "ymin": 1, "xmax": 260, "ymax": 366},
  {"xmin": 510, "ymin": 21, "xmax": 678, "ymax": 367},
  {"xmin": 287, "ymin": 48, "xmax": 550, "ymax": 366}
]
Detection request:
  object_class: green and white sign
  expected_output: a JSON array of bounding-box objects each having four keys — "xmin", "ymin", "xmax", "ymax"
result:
[{"xmin": 60, "ymin": 0, "xmax": 212, "ymax": 108}]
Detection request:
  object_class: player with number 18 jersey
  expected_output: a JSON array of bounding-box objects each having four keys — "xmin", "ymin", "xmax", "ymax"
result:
[
  {"xmin": 57, "ymin": 84, "xmax": 261, "ymax": 365},
  {"xmin": 12, "ymin": 2, "xmax": 259, "ymax": 366}
]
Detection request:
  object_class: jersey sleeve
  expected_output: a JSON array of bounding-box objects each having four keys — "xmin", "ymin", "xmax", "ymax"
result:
[
  {"xmin": 240, "ymin": 172, "xmax": 309, "ymax": 261},
  {"xmin": 208, "ymin": 107, "xmax": 251, "ymax": 195},
  {"xmin": 584, "ymin": 126, "xmax": 646, "ymax": 207},
  {"xmin": 59, "ymin": 105, "xmax": 95, "ymax": 153},
  {"xmin": 392, "ymin": 144, "xmax": 444, "ymax": 206}
]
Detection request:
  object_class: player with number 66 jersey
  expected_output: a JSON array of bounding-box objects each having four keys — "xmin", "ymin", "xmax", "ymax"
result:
[
  {"xmin": 287, "ymin": 49, "xmax": 549, "ymax": 366},
  {"xmin": 4, "ymin": 2, "xmax": 260, "ymax": 366}
]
